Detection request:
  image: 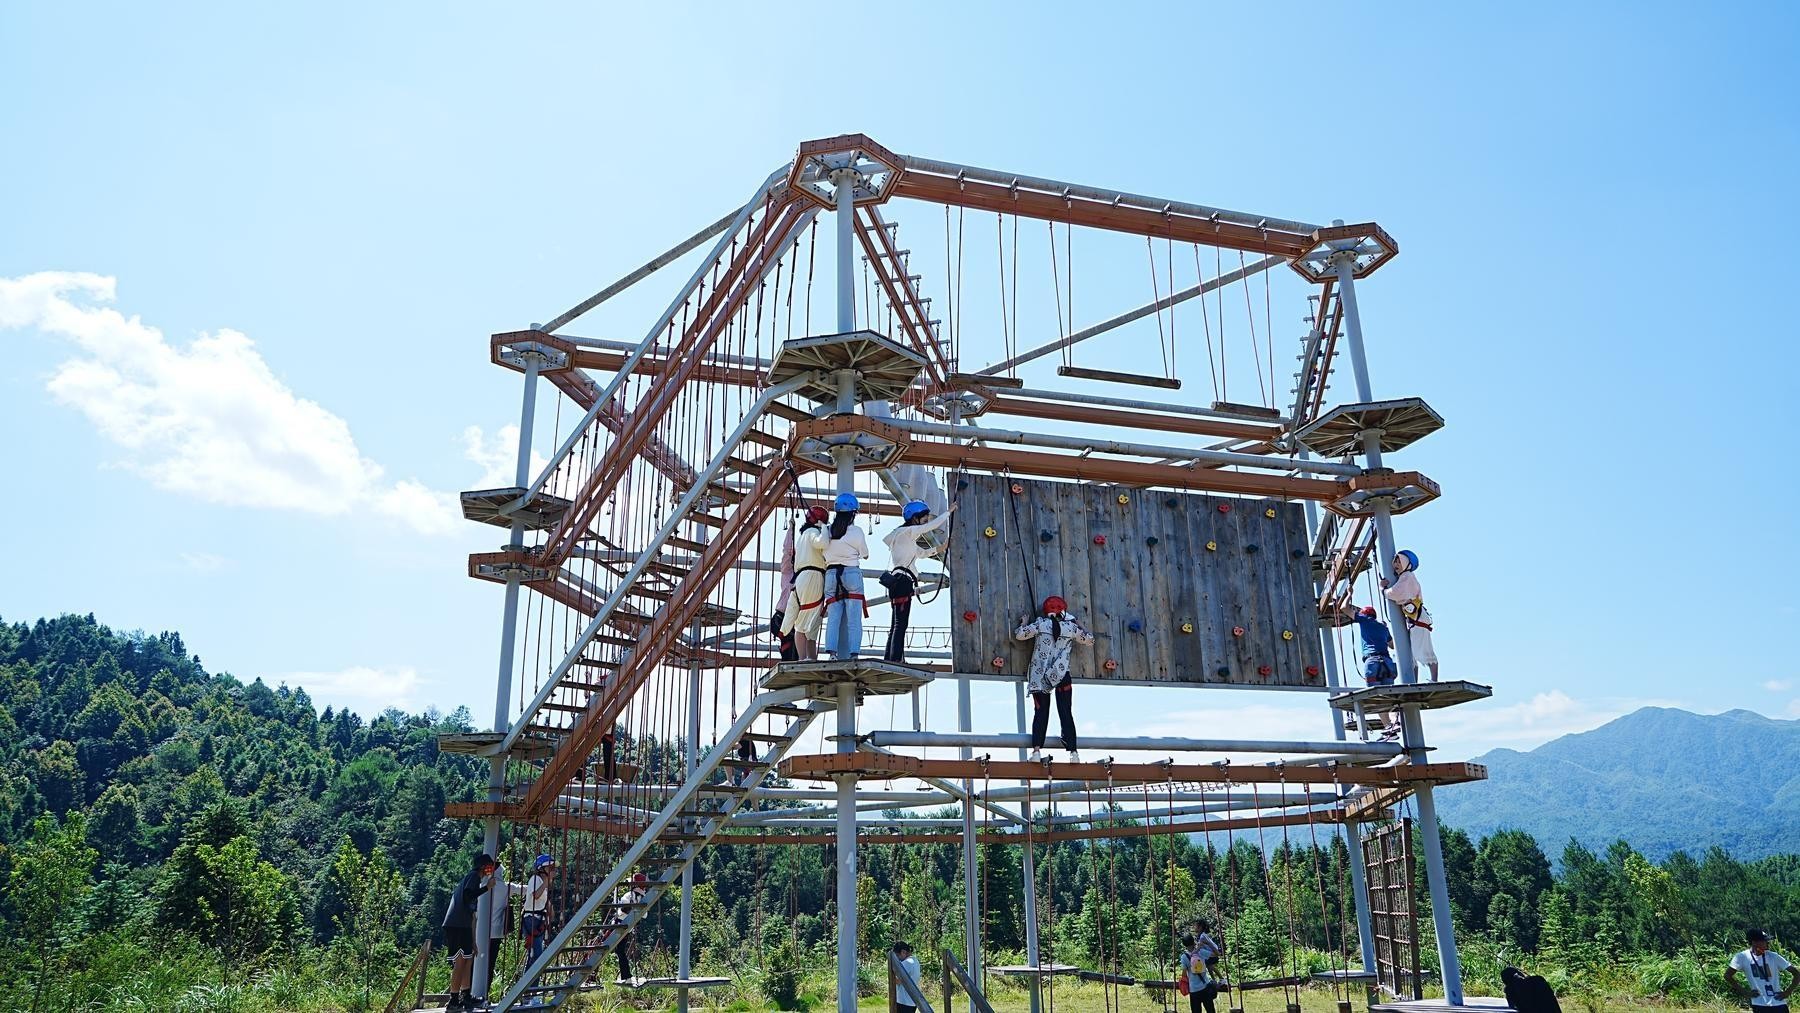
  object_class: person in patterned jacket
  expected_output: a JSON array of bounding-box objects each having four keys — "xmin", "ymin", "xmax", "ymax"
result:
[{"xmin": 1015, "ymin": 595, "xmax": 1094, "ymax": 762}]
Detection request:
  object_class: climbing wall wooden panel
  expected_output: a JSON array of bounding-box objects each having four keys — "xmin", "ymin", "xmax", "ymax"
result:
[{"xmin": 947, "ymin": 474, "xmax": 1322, "ymax": 687}]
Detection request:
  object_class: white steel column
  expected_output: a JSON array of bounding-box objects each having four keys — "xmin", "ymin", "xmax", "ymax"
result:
[
  {"xmin": 677, "ymin": 631, "xmax": 701, "ymax": 1013},
  {"xmin": 1344, "ymin": 819, "xmax": 1378, "ymax": 973},
  {"xmin": 475, "ymin": 348, "xmax": 544, "ymax": 999},
  {"xmin": 1016, "ymin": 682, "xmax": 1042, "ymax": 1013},
  {"xmin": 1333, "ymin": 244, "xmax": 1463, "ymax": 1003},
  {"xmin": 830, "ymin": 164, "xmax": 862, "ymax": 1013}
]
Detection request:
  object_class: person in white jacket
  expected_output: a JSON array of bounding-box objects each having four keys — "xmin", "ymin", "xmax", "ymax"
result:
[
  {"xmin": 1380, "ymin": 548, "xmax": 1439, "ymax": 682},
  {"xmin": 1015, "ymin": 595, "xmax": 1095, "ymax": 761},
  {"xmin": 822, "ymin": 493, "xmax": 870, "ymax": 661},
  {"xmin": 778, "ymin": 506, "xmax": 830, "ymax": 660},
  {"xmin": 879, "ymin": 499, "xmax": 955, "ymax": 665}
]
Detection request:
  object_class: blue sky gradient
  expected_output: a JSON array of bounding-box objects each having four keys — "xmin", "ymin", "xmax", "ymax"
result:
[{"xmin": 3, "ymin": 3, "xmax": 1795, "ymax": 759}]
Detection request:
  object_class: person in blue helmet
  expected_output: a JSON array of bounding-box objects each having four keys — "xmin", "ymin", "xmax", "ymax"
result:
[
  {"xmin": 1381, "ymin": 548, "xmax": 1440, "ymax": 682},
  {"xmin": 879, "ymin": 498, "xmax": 956, "ymax": 664},
  {"xmin": 522, "ymin": 853, "xmax": 557, "ymax": 966},
  {"xmin": 822, "ymin": 492, "xmax": 870, "ymax": 661},
  {"xmin": 1352, "ymin": 604, "xmax": 1403, "ymax": 740}
]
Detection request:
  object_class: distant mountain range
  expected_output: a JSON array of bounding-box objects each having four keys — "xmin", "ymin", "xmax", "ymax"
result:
[{"xmin": 1433, "ymin": 706, "xmax": 1800, "ymax": 862}]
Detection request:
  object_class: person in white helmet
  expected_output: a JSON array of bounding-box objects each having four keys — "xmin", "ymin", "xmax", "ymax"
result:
[
  {"xmin": 879, "ymin": 499, "xmax": 955, "ymax": 665},
  {"xmin": 1381, "ymin": 548, "xmax": 1440, "ymax": 682}
]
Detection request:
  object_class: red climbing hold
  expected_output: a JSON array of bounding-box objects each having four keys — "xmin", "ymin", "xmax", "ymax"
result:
[
  {"xmin": 1305, "ymin": 665, "xmax": 1321, "ymax": 678},
  {"xmin": 1011, "ymin": 482, "xmax": 1024, "ymax": 495},
  {"xmin": 962, "ymin": 610, "xmax": 979, "ymax": 623},
  {"xmin": 1103, "ymin": 658, "xmax": 1119, "ymax": 671},
  {"xmin": 1217, "ymin": 503, "xmax": 1232, "ymax": 514},
  {"xmin": 1092, "ymin": 534, "xmax": 1107, "ymax": 546},
  {"xmin": 990, "ymin": 656, "xmax": 1006, "ymax": 669},
  {"xmin": 1258, "ymin": 665, "xmax": 1273, "ymax": 677},
  {"xmin": 1231, "ymin": 626, "xmax": 1246, "ymax": 638}
]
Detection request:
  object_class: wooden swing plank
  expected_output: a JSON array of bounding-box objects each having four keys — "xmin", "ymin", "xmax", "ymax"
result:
[
  {"xmin": 988, "ymin": 963, "xmax": 1081, "ymax": 977},
  {"xmin": 1057, "ymin": 364, "xmax": 1183, "ymax": 389},
  {"xmin": 983, "ymin": 396, "xmax": 1282, "ymax": 442},
  {"xmin": 780, "ymin": 753, "xmax": 1486, "ymax": 787}
]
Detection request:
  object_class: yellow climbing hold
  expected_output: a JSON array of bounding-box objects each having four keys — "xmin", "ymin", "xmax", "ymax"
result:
[
  {"xmin": 1180, "ymin": 621, "xmax": 1194, "ymax": 634},
  {"xmin": 1281, "ymin": 630, "xmax": 1295, "ymax": 641},
  {"xmin": 1116, "ymin": 493, "xmax": 1130, "ymax": 505},
  {"xmin": 1264, "ymin": 507, "xmax": 1277, "ymax": 519},
  {"xmin": 984, "ymin": 526, "xmax": 998, "ymax": 538},
  {"xmin": 1205, "ymin": 540, "xmax": 1217, "ymax": 551}
]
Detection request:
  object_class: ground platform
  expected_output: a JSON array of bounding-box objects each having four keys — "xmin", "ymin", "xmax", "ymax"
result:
[
  {"xmin": 760, "ymin": 658, "xmax": 933, "ymax": 697},
  {"xmin": 1369, "ymin": 999, "xmax": 1514, "ymax": 1012}
]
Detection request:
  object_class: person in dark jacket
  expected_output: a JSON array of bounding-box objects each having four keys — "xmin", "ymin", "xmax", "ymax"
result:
[
  {"xmin": 1501, "ymin": 966, "xmax": 1563, "ymax": 1013},
  {"xmin": 442, "ymin": 852, "xmax": 497, "ymax": 1011}
]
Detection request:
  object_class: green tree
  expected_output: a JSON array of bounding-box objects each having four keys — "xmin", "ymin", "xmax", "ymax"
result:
[
  {"xmin": 6, "ymin": 812, "xmax": 97, "ymax": 1013},
  {"xmin": 154, "ymin": 802, "xmax": 300, "ymax": 958},
  {"xmin": 321, "ymin": 837, "xmax": 405, "ymax": 1011}
]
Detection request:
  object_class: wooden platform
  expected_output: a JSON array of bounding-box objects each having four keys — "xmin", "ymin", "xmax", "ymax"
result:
[
  {"xmin": 766, "ymin": 330, "xmax": 925, "ymax": 403},
  {"xmin": 1327, "ymin": 470, "xmax": 1441, "ymax": 519},
  {"xmin": 1369, "ymin": 999, "xmax": 1514, "ymax": 1012},
  {"xmin": 459, "ymin": 486, "xmax": 572, "ymax": 531},
  {"xmin": 780, "ymin": 754, "xmax": 1487, "ymax": 788},
  {"xmin": 1330, "ymin": 680, "xmax": 1493, "ymax": 713},
  {"xmin": 989, "ymin": 963, "xmax": 1081, "ymax": 977},
  {"xmin": 436, "ymin": 731, "xmax": 556, "ymax": 761},
  {"xmin": 760, "ymin": 659, "xmax": 933, "ymax": 697},
  {"xmin": 1296, "ymin": 397, "xmax": 1444, "ymax": 458}
]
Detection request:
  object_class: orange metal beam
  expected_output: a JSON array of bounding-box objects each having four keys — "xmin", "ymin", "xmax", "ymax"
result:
[
  {"xmin": 830, "ymin": 434, "xmax": 1349, "ymax": 502},
  {"xmin": 780, "ymin": 753, "xmax": 1487, "ymax": 787},
  {"xmin": 892, "ymin": 171, "xmax": 1316, "ymax": 259}
]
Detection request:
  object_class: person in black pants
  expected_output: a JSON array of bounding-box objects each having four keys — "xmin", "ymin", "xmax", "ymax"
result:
[
  {"xmin": 879, "ymin": 500, "xmax": 954, "ymax": 665},
  {"xmin": 441, "ymin": 853, "xmax": 497, "ymax": 1012},
  {"xmin": 1014, "ymin": 595, "xmax": 1094, "ymax": 762},
  {"xmin": 1180, "ymin": 934, "xmax": 1218, "ymax": 1013}
]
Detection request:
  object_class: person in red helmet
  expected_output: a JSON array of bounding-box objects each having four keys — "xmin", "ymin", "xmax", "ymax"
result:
[
  {"xmin": 1015, "ymin": 595, "xmax": 1094, "ymax": 762},
  {"xmin": 1351, "ymin": 604, "xmax": 1402, "ymax": 740}
]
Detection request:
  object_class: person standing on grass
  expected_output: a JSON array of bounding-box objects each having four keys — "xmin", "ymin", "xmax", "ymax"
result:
[
  {"xmin": 1179, "ymin": 934, "xmax": 1217, "ymax": 1013},
  {"xmin": 1728, "ymin": 929, "xmax": 1796, "ymax": 1011},
  {"xmin": 892, "ymin": 941, "xmax": 923, "ymax": 1013},
  {"xmin": 442, "ymin": 852, "xmax": 497, "ymax": 1012}
]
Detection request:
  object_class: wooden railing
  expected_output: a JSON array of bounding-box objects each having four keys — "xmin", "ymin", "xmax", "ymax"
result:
[{"xmin": 382, "ymin": 941, "xmax": 432, "ymax": 1013}]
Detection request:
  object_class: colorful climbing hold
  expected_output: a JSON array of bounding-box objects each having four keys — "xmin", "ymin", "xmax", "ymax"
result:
[
  {"xmin": 991, "ymin": 656, "xmax": 1006, "ymax": 669},
  {"xmin": 1145, "ymin": 535, "xmax": 1159, "ymax": 547},
  {"xmin": 1205, "ymin": 540, "xmax": 1218, "ymax": 551},
  {"xmin": 1103, "ymin": 658, "xmax": 1119, "ymax": 672},
  {"xmin": 1264, "ymin": 507, "xmax": 1277, "ymax": 519},
  {"xmin": 957, "ymin": 479, "xmax": 969, "ymax": 491},
  {"xmin": 1245, "ymin": 544, "xmax": 1259, "ymax": 554},
  {"xmin": 1040, "ymin": 530, "xmax": 1054, "ymax": 543},
  {"xmin": 1092, "ymin": 534, "xmax": 1107, "ymax": 546},
  {"xmin": 1126, "ymin": 619, "xmax": 1142, "ymax": 633},
  {"xmin": 1011, "ymin": 482, "xmax": 1024, "ymax": 495},
  {"xmin": 1116, "ymin": 493, "xmax": 1130, "ymax": 505},
  {"xmin": 1218, "ymin": 503, "xmax": 1232, "ymax": 514},
  {"xmin": 1304, "ymin": 665, "xmax": 1321, "ymax": 678},
  {"xmin": 1281, "ymin": 630, "xmax": 1295, "ymax": 641},
  {"xmin": 1180, "ymin": 621, "xmax": 1194, "ymax": 634},
  {"xmin": 1165, "ymin": 497, "xmax": 1180, "ymax": 509},
  {"xmin": 1258, "ymin": 664, "xmax": 1273, "ymax": 677},
  {"xmin": 984, "ymin": 526, "xmax": 997, "ymax": 538},
  {"xmin": 1215, "ymin": 666, "xmax": 1231, "ymax": 678},
  {"xmin": 1231, "ymin": 626, "xmax": 1246, "ymax": 638},
  {"xmin": 962, "ymin": 610, "xmax": 979, "ymax": 623}
]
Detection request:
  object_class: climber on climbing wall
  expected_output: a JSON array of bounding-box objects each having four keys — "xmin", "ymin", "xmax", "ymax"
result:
[
  {"xmin": 1015, "ymin": 595, "xmax": 1095, "ymax": 762},
  {"xmin": 879, "ymin": 500, "xmax": 956, "ymax": 665},
  {"xmin": 1352, "ymin": 605, "xmax": 1402, "ymax": 740},
  {"xmin": 778, "ymin": 506, "xmax": 830, "ymax": 661},
  {"xmin": 822, "ymin": 493, "xmax": 870, "ymax": 661},
  {"xmin": 1381, "ymin": 548, "xmax": 1440, "ymax": 682}
]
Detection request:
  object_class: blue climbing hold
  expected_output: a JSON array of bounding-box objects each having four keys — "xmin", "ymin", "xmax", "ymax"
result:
[
  {"xmin": 1146, "ymin": 536, "xmax": 1160, "ymax": 547},
  {"xmin": 1127, "ymin": 619, "xmax": 1143, "ymax": 633},
  {"xmin": 1040, "ymin": 530, "xmax": 1054, "ymax": 543}
]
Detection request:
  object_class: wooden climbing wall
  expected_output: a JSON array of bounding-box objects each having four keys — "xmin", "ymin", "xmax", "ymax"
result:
[{"xmin": 947, "ymin": 474, "xmax": 1323, "ymax": 687}]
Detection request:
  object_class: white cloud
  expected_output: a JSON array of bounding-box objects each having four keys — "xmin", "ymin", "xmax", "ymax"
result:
[
  {"xmin": 462, "ymin": 424, "xmax": 550, "ymax": 490},
  {"xmin": 180, "ymin": 551, "xmax": 228, "ymax": 572},
  {"xmin": 0, "ymin": 271, "xmax": 459, "ymax": 535},
  {"xmin": 272, "ymin": 665, "xmax": 425, "ymax": 715},
  {"xmin": 1763, "ymin": 679, "xmax": 1792, "ymax": 693}
]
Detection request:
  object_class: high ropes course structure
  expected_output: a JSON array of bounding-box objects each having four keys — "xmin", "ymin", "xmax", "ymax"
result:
[{"xmin": 438, "ymin": 134, "xmax": 1498, "ymax": 1013}]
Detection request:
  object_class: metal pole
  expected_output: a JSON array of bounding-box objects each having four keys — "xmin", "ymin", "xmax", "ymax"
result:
[
  {"xmin": 830, "ymin": 163, "xmax": 863, "ymax": 1013},
  {"xmin": 1333, "ymin": 246, "xmax": 1462, "ymax": 1003},
  {"xmin": 476, "ymin": 350, "xmax": 542, "ymax": 1001},
  {"xmin": 1016, "ymin": 682, "xmax": 1043, "ymax": 1013},
  {"xmin": 835, "ymin": 168, "xmax": 858, "ymax": 333},
  {"xmin": 1344, "ymin": 820, "xmax": 1377, "ymax": 973},
  {"xmin": 677, "ymin": 629, "xmax": 701, "ymax": 1013},
  {"xmin": 877, "ymin": 416, "xmax": 1361, "ymax": 477}
]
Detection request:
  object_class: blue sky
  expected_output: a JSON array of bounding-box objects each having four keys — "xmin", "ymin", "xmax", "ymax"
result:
[{"xmin": 2, "ymin": 2, "xmax": 1795, "ymax": 762}]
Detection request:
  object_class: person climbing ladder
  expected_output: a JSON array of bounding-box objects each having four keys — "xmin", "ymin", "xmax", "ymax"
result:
[
  {"xmin": 1016, "ymin": 595, "xmax": 1094, "ymax": 761},
  {"xmin": 822, "ymin": 493, "xmax": 869, "ymax": 661},
  {"xmin": 778, "ymin": 505, "xmax": 830, "ymax": 661},
  {"xmin": 1381, "ymin": 548, "xmax": 1440, "ymax": 682},
  {"xmin": 1351, "ymin": 605, "xmax": 1402, "ymax": 740},
  {"xmin": 880, "ymin": 499, "xmax": 955, "ymax": 665}
]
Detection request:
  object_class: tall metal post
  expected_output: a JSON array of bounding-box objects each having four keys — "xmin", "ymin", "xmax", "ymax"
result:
[
  {"xmin": 829, "ymin": 165, "xmax": 863, "ymax": 1013},
  {"xmin": 1333, "ymin": 246, "xmax": 1463, "ymax": 1003},
  {"xmin": 474, "ymin": 348, "xmax": 543, "ymax": 1000},
  {"xmin": 1015, "ymin": 682, "xmax": 1042, "ymax": 1013},
  {"xmin": 677, "ymin": 629, "xmax": 701, "ymax": 1013}
]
